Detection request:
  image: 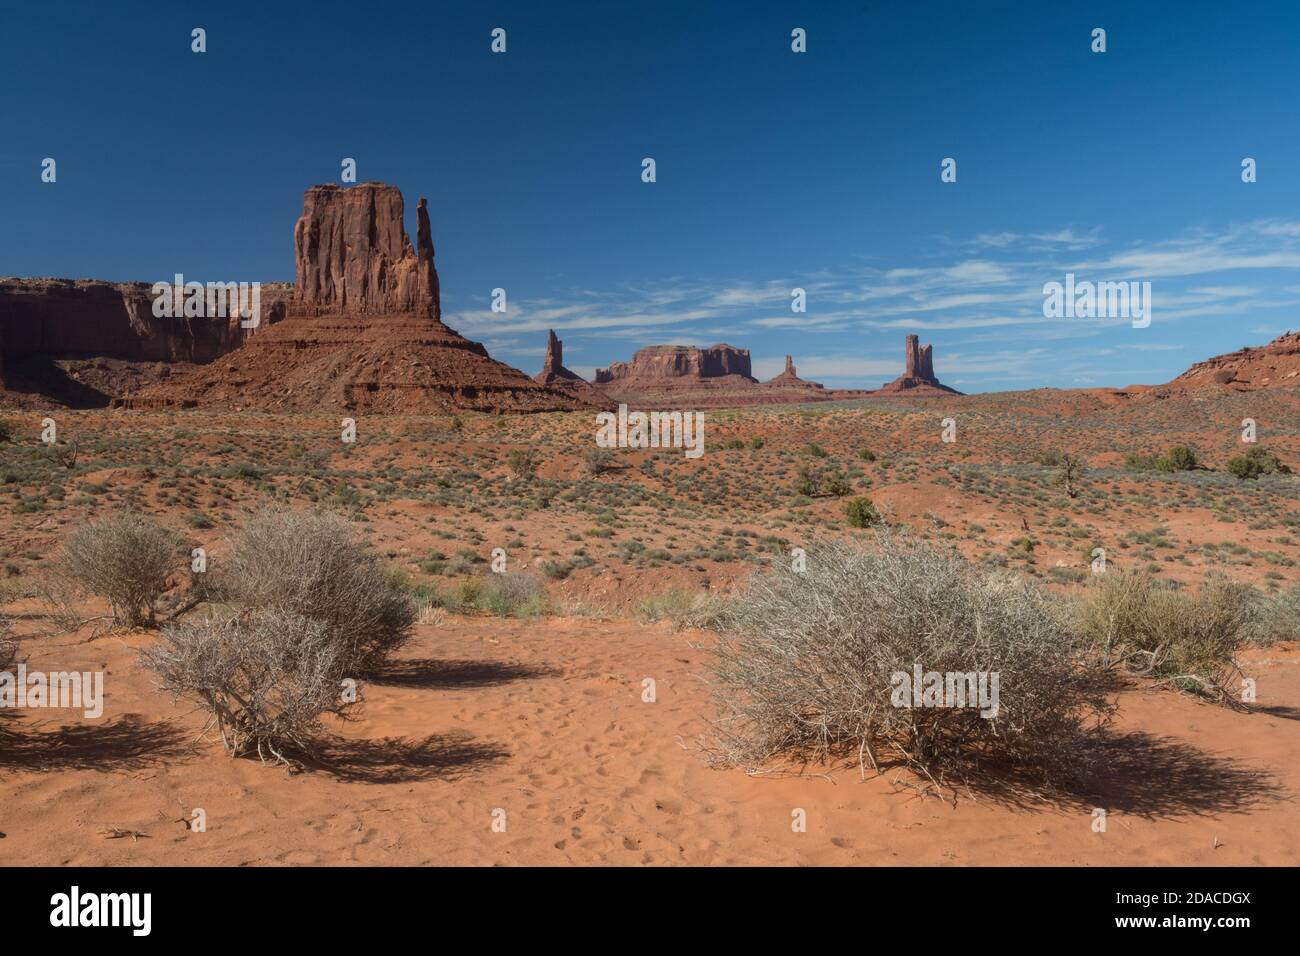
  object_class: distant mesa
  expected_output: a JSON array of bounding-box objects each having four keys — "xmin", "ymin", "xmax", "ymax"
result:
[
  {"xmin": 878, "ymin": 334, "xmax": 961, "ymax": 396},
  {"xmin": 595, "ymin": 343, "xmax": 757, "ymax": 386},
  {"xmin": 0, "ymin": 277, "xmax": 290, "ymax": 407},
  {"xmin": 593, "ymin": 343, "xmax": 837, "ymax": 407}
]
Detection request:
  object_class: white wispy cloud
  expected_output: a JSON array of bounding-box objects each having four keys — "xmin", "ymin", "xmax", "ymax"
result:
[{"xmin": 459, "ymin": 217, "xmax": 1300, "ymax": 390}]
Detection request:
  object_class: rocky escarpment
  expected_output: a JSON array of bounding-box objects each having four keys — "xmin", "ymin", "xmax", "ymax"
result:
[
  {"xmin": 1151, "ymin": 330, "xmax": 1300, "ymax": 393},
  {"xmin": 878, "ymin": 334, "xmax": 961, "ymax": 396},
  {"xmin": 0, "ymin": 278, "xmax": 290, "ymax": 406},
  {"xmin": 125, "ymin": 184, "xmax": 601, "ymax": 414}
]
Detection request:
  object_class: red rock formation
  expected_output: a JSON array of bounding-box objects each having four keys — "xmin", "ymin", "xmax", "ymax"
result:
[
  {"xmin": 0, "ymin": 278, "xmax": 288, "ymax": 363},
  {"xmin": 293, "ymin": 183, "xmax": 439, "ymax": 316},
  {"xmin": 1151, "ymin": 331, "xmax": 1300, "ymax": 393},
  {"xmin": 533, "ymin": 329, "xmax": 612, "ymax": 406},
  {"xmin": 539, "ymin": 329, "xmax": 564, "ymax": 379},
  {"xmin": 592, "ymin": 344, "xmax": 847, "ymax": 407},
  {"xmin": 763, "ymin": 354, "xmax": 825, "ymax": 391},
  {"xmin": 0, "ymin": 278, "xmax": 290, "ymax": 406},
  {"xmin": 595, "ymin": 344, "xmax": 756, "ymax": 385},
  {"xmin": 125, "ymin": 184, "xmax": 599, "ymax": 414},
  {"xmin": 878, "ymin": 334, "xmax": 960, "ymax": 395}
]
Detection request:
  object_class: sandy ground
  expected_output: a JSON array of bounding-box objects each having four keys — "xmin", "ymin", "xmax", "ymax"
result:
[{"xmin": 2, "ymin": 615, "xmax": 1296, "ymax": 866}]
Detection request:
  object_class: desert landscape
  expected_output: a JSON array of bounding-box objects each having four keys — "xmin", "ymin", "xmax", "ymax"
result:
[
  {"xmin": 5, "ymin": 8, "xmax": 1300, "ymax": 906},
  {"xmin": 2, "ymin": 178, "xmax": 1298, "ymax": 868}
]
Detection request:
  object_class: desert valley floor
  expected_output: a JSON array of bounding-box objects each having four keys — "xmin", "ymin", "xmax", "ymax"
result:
[{"xmin": 2, "ymin": 386, "xmax": 1298, "ymax": 865}]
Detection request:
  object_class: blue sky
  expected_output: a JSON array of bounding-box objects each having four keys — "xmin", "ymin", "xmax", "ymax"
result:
[{"xmin": 3, "ymin": 0, "xmax": 1299, "ymax": 391}]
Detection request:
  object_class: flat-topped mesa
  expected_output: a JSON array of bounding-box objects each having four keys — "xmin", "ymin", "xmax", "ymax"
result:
[
  {"xmin": 879, "ymin": 334, "xmax": 961, "ymax": 395},
  {"xmin": 293, "ymin": 183, "xmax": 440, "ymax": 317},
  {"xmin": 595, "ymin": 344, "xmax": 755, "ymax": 384}
]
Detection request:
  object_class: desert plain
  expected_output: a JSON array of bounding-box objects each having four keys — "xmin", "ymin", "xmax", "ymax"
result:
[{"xmin": 1, "ymin": 378, "xmax": 1298, "ymax": 866}]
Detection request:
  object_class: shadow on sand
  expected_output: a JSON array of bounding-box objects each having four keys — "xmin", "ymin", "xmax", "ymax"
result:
[
  {"xmin": 960, "ymin": 729, "xmax": 1285, "ymax": 818},
  {"xmin": 0, "ymin": 714, "xmax": 195, "ymax": 771},
  {"xmin": 299, "ymin": 732, "xmax": 510, "ymax": 784}
]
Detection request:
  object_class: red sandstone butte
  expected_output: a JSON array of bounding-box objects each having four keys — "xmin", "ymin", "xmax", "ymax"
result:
[
  {"xmin": 533, "ymin": 329, "xmax": 612, "ymax": 406},
  {"xmin": 595, "ymin": 343, "xmax": 757, "ymax": 385},
  {"xmin": 293, "ymin": 183, "xmax": 439, "ymax": 316},
  {"xmin": 763, "ymin": 354, "xmax": 826, "ymax": 392},
  {"xmin": 122, "ymin": 183, "xmax": 602, "ymax": 414},
  {"xmin": 878, "ymin": 334, "xmax": 961, "ymax": 396}
]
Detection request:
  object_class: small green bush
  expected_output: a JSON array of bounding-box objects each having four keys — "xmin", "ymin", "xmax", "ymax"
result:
[
  {"xmin": 1227, "ymin": 446, "xmax": 1290, "ymax": 480},
  {"xmin": 844, "ymin": 496, "xmax": 881, "ymax": 528}
]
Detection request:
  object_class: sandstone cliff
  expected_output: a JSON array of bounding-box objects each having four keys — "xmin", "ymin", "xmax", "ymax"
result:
[
  {"xmin": 0, "ymin": 278, "xmax": 290, "ymax": 406},
  {"xmin": 293, "ymin": 183, "xmax": 439, "ymax": 316},
  {"xmin": 595, "ymin": 344, "xmax": 756, "ymax": 385}
]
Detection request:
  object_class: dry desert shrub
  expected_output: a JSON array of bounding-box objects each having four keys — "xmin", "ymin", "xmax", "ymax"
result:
[
  {"xmin": 1074, "ymin": 570, "xmax": 1253, "ymax": 705},
  {"xmin": 141, "ymin": 608, "xmax": 350, "ymax": 766},
  {"xmin": 583, "ymin": 447, "xmax": 615, "ymax": 476},
  {"xmin": 0, "ymin": 614, "xmax": 13, "ymax": 670},
  {"xmin": 636, "ymin": 588, "xmax": 729, "ymax": 632},
  {"xmin": 477, "ymin": 570, "xmax": 548, "ymax": 618},
  {"xmin": 57, "ymin": 512, "xmax": 181, "ymax": 627},
  {"xmin": 703, "ymin": 534, "xmax": 1112, "ymax": 791},
  {"xmin": 215, "ymin": 508, "xmax": 414, "ymax": 673},
  {"xmin": 1247, "ymin": 586, "xmax": 1300, "ymax": 646}
]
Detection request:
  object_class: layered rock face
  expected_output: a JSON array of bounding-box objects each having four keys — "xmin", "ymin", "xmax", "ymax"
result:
[
  {"xmin": 293, "ymin": 183, "xmax": 439, "ymax": 316},
  {"xmin": 127, "ymin": 184, "xmax": 599, "ymax": 414},
  {"xmin": 0, "ymin": 278, "xmax": 290, "ymax": 406},
  {"xmin": 878, "ymin": 334, "xmax": 960, "ymax": 395},
  {"xmin": 1153, "ymin": 331, "xmax": 1300, "ymax": 393},
  {"xmin": 595, "ymin": 344, "xmax": 756, "ymax": 385}
]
